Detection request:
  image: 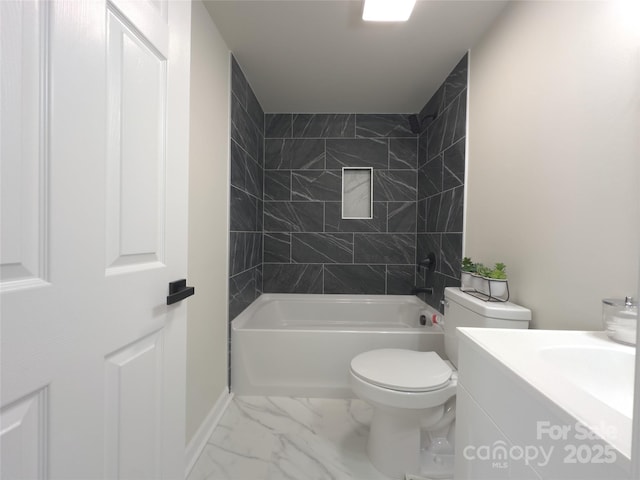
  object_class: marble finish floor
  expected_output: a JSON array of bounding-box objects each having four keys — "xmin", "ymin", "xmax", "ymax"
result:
[{"xmin": 187, "ymin": 396, "xmax": 393, "ymax": 480}]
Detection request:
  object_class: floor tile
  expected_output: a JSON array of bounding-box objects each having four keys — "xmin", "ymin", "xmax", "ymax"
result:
[{"xmin": 188, "ymin": 396, "xmax": 392, "ymax": 480}]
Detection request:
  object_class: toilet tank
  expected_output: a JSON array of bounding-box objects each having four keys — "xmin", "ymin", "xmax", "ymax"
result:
[{"xmin": 443, "ymin": 287, "xmax": 531, "ymax": 368}]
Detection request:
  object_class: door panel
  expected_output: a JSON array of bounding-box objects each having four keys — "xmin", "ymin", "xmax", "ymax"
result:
[
  {"xmin": 0, "ymin": 0, "xmax": 49, "ymax": 289},
  {"xmin": 106, "ymin": 7, "xmax": 167, "ymax": 272},
  {"xmin": 0, "ymin": 388, "xmax": 48, "ymax": 479},
  {"xmin": 105, "ymin": 331, "xmax": 164, "ymax": 479}
]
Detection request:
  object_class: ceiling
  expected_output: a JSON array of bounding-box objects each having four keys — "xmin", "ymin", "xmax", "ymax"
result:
[{"xmin": 203, "ymin": 0, "xmax": 509, "ymax": 114}]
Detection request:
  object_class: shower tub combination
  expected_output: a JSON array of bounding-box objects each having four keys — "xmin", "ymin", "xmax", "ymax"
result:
[{"xmin": 231, "ymin": 294, "xmax": 444, "ymax": 397}]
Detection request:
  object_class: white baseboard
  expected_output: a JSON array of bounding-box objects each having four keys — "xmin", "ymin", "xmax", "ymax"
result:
[{"xmin": 185, "ymin": 387, "xmax": 233, "ymax": 477}]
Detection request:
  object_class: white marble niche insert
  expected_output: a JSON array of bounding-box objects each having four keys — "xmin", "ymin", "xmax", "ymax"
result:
[{"xmin": 342, "ymin": 167, "xmax": 373, "ymax": 219}]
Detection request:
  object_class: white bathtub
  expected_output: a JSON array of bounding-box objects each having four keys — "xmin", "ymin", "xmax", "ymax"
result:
[{"xmin": 231, "ymin": 294, "xmax": 445, "ymax": 397}]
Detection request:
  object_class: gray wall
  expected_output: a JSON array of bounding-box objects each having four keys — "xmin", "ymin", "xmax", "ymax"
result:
[
  {"xmin": 262, "ymin": 114, "xmax": 419, "ymax": 295},
  {"xmin": 466, "ymin": 0, "xmax": 640, "ymax": 329},
  {"xmin": 417, "ymin": 55, "xmax": 468, "ymax": 311}
]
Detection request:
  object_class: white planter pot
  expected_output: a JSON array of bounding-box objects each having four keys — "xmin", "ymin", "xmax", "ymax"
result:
[
  {"xmin": 488, "ymin": 279, "xmax": 508, "ymax": 298},
  {"xmin": 471, "ymin": 274, "xmax": 486, "ymax": 294},
  {"xmin": 460, "ymin": 272, "xmax": 473, "ymax": 290}
]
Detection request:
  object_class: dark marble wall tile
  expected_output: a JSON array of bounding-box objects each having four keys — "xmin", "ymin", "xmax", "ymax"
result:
[
  {"xmin": 228, "ymin": 56, "xmax": 468, "ymax": 318},
  {"xmin": 426, "ymin": 113, "xmax": 446, "ymax": 161},
  {"xmin": 389, "ymin": 138, "xmax": 418, "ymax": 169},
  {"xmin": 436, "ymin": 186, "xmax": 464, "ymax": 233},
  {"xmin": 291, "ymin": 170, "xmax": 341, "ymax": 201},
  {"xmin": 326, "ymin": 138, "xmax": 388, "ymax": 169},
  {"xmin": 289, "ymin": 139, "xmax": 325, "ymax": 170},
  {"xmin": 386, "ymin": 265, "xmax": 416, "ymax": 295},
  {"xmin": 230, "ymin": 186, "xmax": 258, "ymax": 232},
  {"xmin": 442, "ymin": 96, "xmax": 461, "ymax": 149},
  {"xmin": 324, "ymin": 265, "xmax": 385, "ymax": 294},
  {"xmin": 257, "ymin": 134, "xmax": 264, "ymax": 169},
  {"xmin": 245, "ymin": 156, "xmax": 263, "ymax": 199},
  {"xmin": 229, "ymin": 232, "xmax": 245, "ymax": 276},
  {"xmin": 436, "ymin": 96, "xmax": 466, "ymax": 164},
  {"xmin": 265, "ymin": 139, "xmax": 324, "ymax": 170},
  {"xmin": 231, "ymin": 98, "xmax": 260, "ymax": 161},
  {"xmin": 265, "ymin": 139, "xmax": 290, "ymax": 170},
  {"xmin": 247, "ymin": 86, "xmax": 264, "ymax": 132},
  {"xmin": 257, "ymin": 199, "xmax": 264, "ymax": 232},
  {"xmin": 263, "ymin": 263, "xmax": 323, "ymax": 293},
  {"xmin": 354, "ymin": 233, "xmax": 415, "ymax": 264},
  {"xmin": 374, "ymin": 170, "xmax": 417, "ymax": 202},
  {"xmin": 229, "ymin": 232, "xmax": 262, "ymax": 276},
  {"xmin": 425, "ymin": 194, "xmax": 440, "ymax": 232},
  {"xmin": 453, "ymin": 92, "xmax": 467, "ymax": 145},
  {"xmin": 257, "ymin": 109, "xmax": 422, "ymax": 297},
  {"xmin": 292, "ymin": 114, "xmax": 354, "ymax": 138},
  {"xmin": 415, "ymin": 266, "xmax": 427, "ymax": 298},
  {"xmin": 417, "ymin": 199, "xmax": 427, "ymax": 233},
  {"xmin": 443, "ymin": 139, "xmax": 465, "ymax": 190},
  {"xmin": 230, "ymin": 140, "xmax": 250, "ymax": 191},
  {"xmin": 356, "ymin": 114, "xmax": 416, "ymax": 138},
  {"xmin": 418, "ymin": 134, "xmax": 428, "ymax": 168},
  {"xmin": 265, "ymin": 114, "xmax": 292, "ymax": 138},
  {"xmin": 264, "ymin": 233, "xmax": 291, "ymax": 263},
  {"xmin": 229, "ymin": 267, "xmax": 257, "ymax": 321},
  {"xmin": 325, "ymin": 202, "xmax": 387, "ymax": 233},
  {"xmin": 255, "ymin": 265, "xmax": 263, "ymax": 296},
  {"xmin": 263, "ymin": 201, "xmax": 324, "ymax": 232},
  {"xmin": 388, "ymin": 202, "xmax": 417, "ymax": 233},
  {"xmin": 444, "ymin": 54, "xmax": 468, "ymax": 107},
  {"xmin": 231, "ymin": 56, "xmax": 248, "ymax": 109},
  {"xmin": 291, "ymin": 233, "xmax": 353, "ymax": 264},
  {"xmin": 264, "ymin": 171, "xmax": 291, "ymax": 201},
  {"xmin": 441, "ymin": 233, "xmax": 462, "ymax": 278},
  {"xmin": 420, "ymin": 156, "xmax": 443, "ymax": 198},
  {"xmin": 416, "ymin": 52, "xmax": 467, "ymax": 299},
  {"xmin": 229, "ymin": 55, "xmax": 264, "ymax": 321},
  {"xmin": 417, "ymin": 165, "xmax": 427, "ymax": 201}
]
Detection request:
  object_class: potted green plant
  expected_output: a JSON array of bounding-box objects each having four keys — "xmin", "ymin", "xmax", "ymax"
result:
[
  {"xmin": 486, "ymin": 262, "xmax": 508, "ymax": 298},
  {"xmin": 460, "ymin": 257, "xmax": 475, "ymax": 290}
]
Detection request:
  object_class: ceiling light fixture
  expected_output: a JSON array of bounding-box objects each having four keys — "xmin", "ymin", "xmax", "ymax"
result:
[{"xmin": 362, "ymin": 0, "xmax": 416, "ymax": 22}]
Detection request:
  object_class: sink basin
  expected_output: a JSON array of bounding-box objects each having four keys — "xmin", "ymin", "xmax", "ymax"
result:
[{"xmin": 540, "ymin": 345, "xmax": 634, "ymax": 418}]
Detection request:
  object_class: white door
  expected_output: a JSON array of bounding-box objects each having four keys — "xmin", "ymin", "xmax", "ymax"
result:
[{"xmin": 0, "ymin": 1, "xmax": 191, "ymax": 478}]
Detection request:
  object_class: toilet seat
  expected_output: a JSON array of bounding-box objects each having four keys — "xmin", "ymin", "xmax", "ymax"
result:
[{"xmin": 350, "ymin": 349, "xmax": 452, "ymax": 392}]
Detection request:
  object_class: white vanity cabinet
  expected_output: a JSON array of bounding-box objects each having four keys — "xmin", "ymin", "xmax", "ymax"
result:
[{"xmin": 454, "ymin": 328, "xmax": 632, "ymax": 480}]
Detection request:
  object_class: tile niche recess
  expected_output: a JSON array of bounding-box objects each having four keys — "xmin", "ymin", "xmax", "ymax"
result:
[{"xmin": 342, "ymin": 167, "xmax": 373, "ymax": 219}]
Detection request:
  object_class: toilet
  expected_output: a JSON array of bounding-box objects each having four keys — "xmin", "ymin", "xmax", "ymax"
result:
[{"xmin": 350, "ymin": 287, "xmax": 531, "ymax": 479}]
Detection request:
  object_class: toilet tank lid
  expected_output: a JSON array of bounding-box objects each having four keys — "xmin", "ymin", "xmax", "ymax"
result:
[{"xmin": 444, "ymin": 287, "xmax": 531, "ymax": 321}]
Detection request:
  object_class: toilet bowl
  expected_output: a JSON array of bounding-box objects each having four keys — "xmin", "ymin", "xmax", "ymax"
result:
[
  {"xmin": 350, "ymin": 349, "xmax": 457, "ymax": 479},
  {"xmin": 350, "ymin": 287, "xmax": 532, "ymax": 480}
]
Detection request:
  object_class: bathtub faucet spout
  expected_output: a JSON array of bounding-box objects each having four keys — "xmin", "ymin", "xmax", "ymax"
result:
[{"xmin": 411, "ymin": 286, "xmax": 434, "ymax": 295}]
